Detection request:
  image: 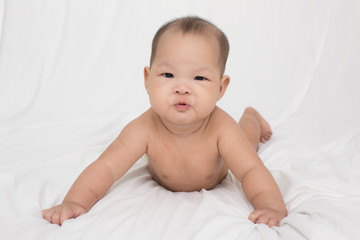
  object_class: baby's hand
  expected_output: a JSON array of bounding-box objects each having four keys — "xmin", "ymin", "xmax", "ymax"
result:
[
  {"xmin": 248, "ymin": 208, "xmax": 286, "ymax": 228},
  {"xmin": 42, "ymin": 202, "xmax": 87, "ymax": 226}
]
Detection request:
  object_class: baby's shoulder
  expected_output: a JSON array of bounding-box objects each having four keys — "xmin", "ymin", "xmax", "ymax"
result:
[
  {"xmin": 126, "ymin": 109, "xmax": 154, "ymax": 129},
  {"xmin": 121, "ymin": 109, "xmax": 155, "ymax": 137},
  {"xmin": 210, "ymin": 107, "xmax": 238, "ymax": 127},
  {"xmin": 208, "ymin": 107, "xmax": 240, "ymax": 136}
]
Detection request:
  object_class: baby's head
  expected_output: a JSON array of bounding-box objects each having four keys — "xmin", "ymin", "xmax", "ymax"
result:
[
  {"xmin": 150, "ymin": 16, "xmax": 229, "ymax": 76},
  {"xmin": 144, "ymin": 16, "xmax": 231, "ymax": 127}
]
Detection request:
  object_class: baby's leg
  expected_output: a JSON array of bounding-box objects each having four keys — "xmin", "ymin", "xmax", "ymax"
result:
[{"xmin": 238, "ymin": 107, "xmax": 272, "ymax": 151}]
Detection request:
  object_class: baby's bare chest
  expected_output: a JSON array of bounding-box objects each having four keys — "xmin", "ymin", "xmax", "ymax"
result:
[
  {"xmin": 145, "ymin": 135, "xmax": 227, "ymax": 191},
  {"xmin": 148, "ymin": 134, "xmax": 219, "ymax": 166}
]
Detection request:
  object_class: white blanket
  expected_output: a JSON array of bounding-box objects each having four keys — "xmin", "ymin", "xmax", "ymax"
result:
[{"xmin": 1, "ymin": 0, "xmax": 360, "ymax": 239}]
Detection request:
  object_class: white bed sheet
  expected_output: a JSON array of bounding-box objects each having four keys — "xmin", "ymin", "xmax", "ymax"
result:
[{"xmin": 1, "ymin": 0, "xmax": 360, "ymax": 239}]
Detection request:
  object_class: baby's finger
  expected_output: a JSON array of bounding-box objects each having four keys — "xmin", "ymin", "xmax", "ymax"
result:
[
  {"xmin": 50, "ymin": 210, "xmax": 61, "ymax": 226},
  {"xmin": 42, "ymin": 209, "xmax": 49, "ymax": 220},
  {"xmin": 60, "ymin": 211, "xmax": 70, "ymax": 226},
  {"xmin": 248, "ymin": 210, "xmax": 264, "ymax": 223},
  {"xmin": 59, "ymin": 208, "xmax": 75, "ymax": 226},
  {"xmin": 257, "ymin": 215, "xmax": 270, "ymax": 225},
  {"xmin": 267, "ymin": 218, "xmax": 279, "ymax": 228},
  {"xmin": 42, "ymin": 208, "xmax": 54, "ymax": 222}
]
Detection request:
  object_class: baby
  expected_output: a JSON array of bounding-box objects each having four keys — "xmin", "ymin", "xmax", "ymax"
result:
[{"xmin": 42, "ymin": 16, "xmax": 287, "ymax": 228}]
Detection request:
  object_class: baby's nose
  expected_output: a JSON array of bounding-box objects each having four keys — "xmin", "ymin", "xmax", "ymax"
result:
[{"xmin": 174, "ymin": 84, "xmax": 191, "ymax": 95}]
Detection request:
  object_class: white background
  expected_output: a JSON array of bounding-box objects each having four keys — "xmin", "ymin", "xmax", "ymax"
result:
[{"xmin": 0, "ymin": 1, "xmax": 359, "ymax": 239}]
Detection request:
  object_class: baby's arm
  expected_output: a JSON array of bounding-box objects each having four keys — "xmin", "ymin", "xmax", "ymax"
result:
[
  {"xmin": 42, "ymin": 119, "xmax": 148, "ymax": 226},
  {"xmin": 240, "ymin": 162, "xmax": 287, "ymax": 227},
  {"xmin": 219, "ymin": 120, "xmax": 287, "ymax": 227}
]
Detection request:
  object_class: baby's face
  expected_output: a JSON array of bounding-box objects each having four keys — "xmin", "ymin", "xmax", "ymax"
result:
[{"xmin": 144, "ymin": 31, "xmax": 229, "ymax": 127}]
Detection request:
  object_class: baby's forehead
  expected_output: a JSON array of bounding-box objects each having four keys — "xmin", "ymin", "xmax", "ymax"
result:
[
  {"xmin": 157, "ymin": 29, "xmax": 221, "ymax": 55},
  {"xmin": 160, "ymin": 31, "xmax": 219, "ymax": 53}
]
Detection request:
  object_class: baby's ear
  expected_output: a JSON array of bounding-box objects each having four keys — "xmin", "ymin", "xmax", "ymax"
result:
[
  {"xmin": 218, "ymin": 75, "xmax": 230, "ymax": 100},
  {"xmin": 144, "ymin": 66, "xmax": 150, "ymax": 94}
]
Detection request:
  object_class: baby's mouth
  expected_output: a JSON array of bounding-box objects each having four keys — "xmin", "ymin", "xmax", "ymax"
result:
[{"xmin": 175, "ymin": 102, "xmax": 190, "ymax": 110}]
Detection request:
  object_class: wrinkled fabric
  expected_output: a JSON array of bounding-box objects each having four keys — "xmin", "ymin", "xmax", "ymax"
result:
[{"xmin": 0, "ymin": 0, "xmax": 359, "ymax": 239}]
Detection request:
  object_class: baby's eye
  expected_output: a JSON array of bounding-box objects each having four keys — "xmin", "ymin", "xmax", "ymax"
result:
[
  {"xmin": 162, "ymin": 73, "xmax": 174, "ymax": 78},
  {"xmin": 194, "ymin": 76, "xmax": 207, "ymax": 81}
]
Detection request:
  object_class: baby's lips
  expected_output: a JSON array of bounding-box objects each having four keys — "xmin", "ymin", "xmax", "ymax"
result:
[
  {"xmin": 176, "ymin": 102, "xmax": 187, "ymax": 106},
  {"xmin": 175, "ymin": 102, "xmax": 190, "ymax": 110}
]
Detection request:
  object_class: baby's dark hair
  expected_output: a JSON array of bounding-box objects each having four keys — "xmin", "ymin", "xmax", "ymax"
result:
[{"xmin": 150, "ymin": 16, "xmax": 230, "ymax": 76}]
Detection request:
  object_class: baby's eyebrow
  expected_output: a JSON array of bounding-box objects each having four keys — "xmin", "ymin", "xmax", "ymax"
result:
[
  {"xmin": 194, "ymin": 66, "xmax": 213, "ymax": 74},
  {"xmin": 154, "ymin": 62, "xmax": 215, "ymax": 75},
  {"xmin": 154, "ymin": 62, "xmax": 173, "ymax": 69}
]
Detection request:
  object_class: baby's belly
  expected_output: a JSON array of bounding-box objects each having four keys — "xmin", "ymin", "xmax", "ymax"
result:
[{"xmin": 147, "ymin": 157, "xmax": 229, "ymax": 192}]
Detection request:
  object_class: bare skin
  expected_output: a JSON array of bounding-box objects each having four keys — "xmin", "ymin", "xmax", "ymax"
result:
[
  {"xmin": 239, "ymin": 107, "xmax": 273, "ymax": 150},
  {"xmin": 148, "ymin": 107, "xmax": 272, "ymax": 192},
  {"xmin": 42, "ymin": 29, "xmax": 287, "ymax": 228},
  {"xmin": 238, "ymin": 107, "xmax": 284, "ymax": 226},
  {"xmin": 42, "ymin": 106, "xmax": 286, "ymax": 227}
]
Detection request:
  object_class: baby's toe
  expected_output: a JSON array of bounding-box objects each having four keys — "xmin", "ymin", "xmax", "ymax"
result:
[{"xmin": 265, "ymin": 132, "xmax": 272, "ymax": 140}]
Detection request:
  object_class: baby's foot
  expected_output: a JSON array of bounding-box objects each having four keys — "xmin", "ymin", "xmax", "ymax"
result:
[{"xmin": 245, "ymin": 107, "xmax": 273, "ymax": 143}]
